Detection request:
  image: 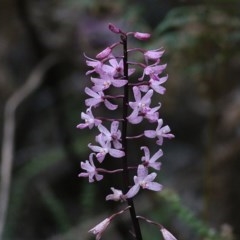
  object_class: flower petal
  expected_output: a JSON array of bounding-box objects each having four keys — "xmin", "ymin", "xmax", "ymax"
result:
[
  {"xmin": 150, "ymin": 149, "xmax": 163, "ymax": 163},
  {"xmin": 160, "ymin": 125, "xmax": 171, "ymax": 134},
  {"xmin": 132, "ymin": 86, "xmax": 141, "ymax": 102},
  {"xmin": 98, "ymin": 124, "xmax": 111, "ymax": 137},
  {"xmin": 85, "ymin": 87, "xmax": 100, "ymax": 98},
  {"xmin": 149, "ymin": 162, "xmax": 161, "ymax": 170},
  {"xmin": 111, "ymin": 121, "xmax": 119, "ymax": 133},
  {"xmin": 112, "ymin": 140, "xmax": 122, "ymax": 149},
  {"xmin": 88, "ymin": 144, "xmax": 102, "ymax": 153},
  {"xmin": 128, "ymin": 115, "xmax": 143, "ymax": 124},
  {"xmin": 144, "ymin": 130, "xmax": 157, "ymax": 138},
  {"xmin": 104, "ymin": 99, "xmax": 118, "ymax": 110},
  {"xmin": 146, "ymin": 182, "xmax": 162, "ymax": 191},
  {"xmin": 76, "ymin": 123, "xmax": 89, "ymax": 129},
  {"xmin": 96, "ymin": 152, "xmax": 106, "ymax": 163},
  {"xmin": 127, "ymin": 107, "xmax": 139, "ymax": 119},
  {"xmin": 156, "ymin": 138, "xmax": 163, "ymax": 145},
  {"xmin": 137, "ymin": 165, "xmax": 148, "ymax": 179},
  {"xmin": 95, "ymin": 173, "xmax": 104, "ymax": 181},
  {"xmin": 111, "ymin": 79, "xmax": 127, "ymax": 87},
  {"xmin": 144, "ymin": 172, "xmax": 157, "ymax": 182},
  {"xmin": 156, "ymin": 119, "xmax": 163, "ymax": 130},
  {"xmin": 109, "ymin": 148, "xmax": 125, "ymax": 158},
  {"xmin": 150, "ymin": 82, "xmax": 166, "ymax": 94},
  {"xmin": 85, "ymin": 98, "xmax": 101, "ymax": 107},
  {"xmin": 141, "ymin": 146, "xmax": 150, "ymax": 161},
  {"xmin": 141, "ymin": 89, "xmax": 153, "ymax": 103},
  {"xmin": 125, "ymin": 184, "xmax": 140, "ymax": 199}
]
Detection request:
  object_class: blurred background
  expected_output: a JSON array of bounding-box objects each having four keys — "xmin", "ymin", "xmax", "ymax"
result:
[{"xmin": 0, "ymin": 0, "xmax": 240, "ymax": 239}]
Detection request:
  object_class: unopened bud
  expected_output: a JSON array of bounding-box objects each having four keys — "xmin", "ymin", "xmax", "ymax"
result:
[
  {"xmin": 134, "ymin": 32, "xmax": 151, "ymax": 40},
  {"xmin": 96, "ymin": 47, "xmax": 112, "ymax": 59},
  {"xmin": 89, "ymin": 218, "xmax": 111, "ymax": 240},
  {"xmin": 160, "ymin": 228, "xmax": 178, "ymax": 240},
  {"xmin": 144, "ymin": 49, "xmax": 164, "ymax": 60},
  {"xmin": 108, "ymin": 23, "xmax": 121, "ymax": 34}
]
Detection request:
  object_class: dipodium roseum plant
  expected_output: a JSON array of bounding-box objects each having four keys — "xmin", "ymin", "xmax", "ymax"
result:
[{"xmin": 77, "ymin": 23, "xmax": 176, "ymax": 240}]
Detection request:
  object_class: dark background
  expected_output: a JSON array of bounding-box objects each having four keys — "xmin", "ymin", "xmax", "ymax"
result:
[{"xmin": 0, "ymin": 0, "xmax": 239, "ymax": 239}]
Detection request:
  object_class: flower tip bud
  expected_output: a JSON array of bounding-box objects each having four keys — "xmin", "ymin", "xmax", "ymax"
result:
[
  {"xmin": 96, "ymin": 47, "xmax": 112, "ymax": 59},
  {"xmin": 89, "ymin": 218, "xmax": 111, "ymax": 240},
  {"xmin": 108, "ymin": 23, "xmax": 121, "ymax": 34},
  {"xmin": 160, "ymin": 228, "xmax": 178, "ymax": 240},
  {"xmin": 134, "ymin": 32, "xmax": 151, "ymax": 40}
]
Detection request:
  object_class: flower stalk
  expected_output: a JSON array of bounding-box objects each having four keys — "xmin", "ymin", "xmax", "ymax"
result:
[{"xmin": 121, "ymin": 33, "xmax": 143, "ymax": 240}]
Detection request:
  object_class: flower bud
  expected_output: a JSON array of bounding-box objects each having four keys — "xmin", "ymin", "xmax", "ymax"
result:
[
  {"xmin": 96, "ymin": 47, "xmax": 112, "ymax": 59},
  {"xmin": 160, "ymin": 228, "xmax": 178, "ymax": 240},
  {"xmin": 108, "ymin": 23, "xmax": 121, "ymax": 34},
  {"xmin": 144, "ymin": 49, "xmax": 164, "ymax": 61},
  {"xmin": 89, "ymin": 218, "xmax": 111, "ymax": 240},
  {"xmin": 134, "ymin": 32, "xmax": 151, "ymax": 40}
]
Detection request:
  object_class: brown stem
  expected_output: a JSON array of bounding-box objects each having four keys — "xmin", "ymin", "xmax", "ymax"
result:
[{"xmin": 121, "ymin": 34, "xmax": 143, "ymax": 240}]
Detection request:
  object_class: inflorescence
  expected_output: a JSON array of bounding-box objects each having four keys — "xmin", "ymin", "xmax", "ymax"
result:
[{"xmin": 77, "ymin": 23, "xmax": 176, "ymax": 240}]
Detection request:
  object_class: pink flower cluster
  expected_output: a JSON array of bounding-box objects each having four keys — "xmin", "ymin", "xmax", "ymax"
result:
[{"xmin": 77, "ymin": 23, "xmax": 176, "ymax": 240}]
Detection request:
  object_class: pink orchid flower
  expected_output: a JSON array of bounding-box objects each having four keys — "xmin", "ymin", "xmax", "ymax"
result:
[
  {"xmin": 78, "ymin": 153, "xmax": 103, "ymax": 182},
  {"xmin": 125, "ymin": 165, "xmax": 162, "ymax": 199},
  {"xmin": 141, "ymin": 146, "xmax": 162, "ymax": 170},
  {"xmin": 96, "ymin": 121, "xmax": 122, "ymax": 149},
  {"xmin": 128, "ymin": 87, "xmax": 160, "ymax": 124},
  {"xmin": 139, "ymin": 62, "xmax": 167, "ymax": 81},
  {"xmin": 76, "ymin": 107, "xmax": 102, "ymax": 129},
  {"xmin": 106, "ymin": 187, "xmax": 125, "ymax": 201},
  {"xmin": 90, "ymin": 74, "xmax": 127, "ymax": 92},
  {"xmin": 144, "ymin": 119, "xmax": 175, "ymax": 145},
  {"xmin": 102, "ymin": 58, "xmax": 135, "ymax": 78},
  {"xmin": 85, "ymin": 56, "xmax": 103, "ymax": 76},
  {"xmin": 85, "ymin": 87, "xmax": 118, "ymax": 110},
  {"xmin": 149, "ymin": 75, "xmax": 168, "ymax": 94},
  {"xmin": 88, "ymin": 136, "xmax": 125, "ymax": 163}
]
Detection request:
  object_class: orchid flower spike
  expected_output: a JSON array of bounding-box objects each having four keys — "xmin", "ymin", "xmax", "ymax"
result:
[{"xmin": 78, "ymin": 23, "xmax": 175, "ymax": 240}]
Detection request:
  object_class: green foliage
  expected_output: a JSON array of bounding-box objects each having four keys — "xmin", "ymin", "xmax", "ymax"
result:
[
  {"xmin": 155, "ymin": 6, "xmax": 205, "ymax": 35},
  {"xmin": 4, "ymin": 149, "xmax": 65, "ymax": 239},
  {"xmin": 154, "ymin": 4, "xmax": 240, "ymax": 50},
  {"xmin": 151, "ymin": 4, "xmax": 240, "ymax": 101},
  {"xmin": 138, "ymin": 188, "xmax": 225, "ymax": 240},
  {"xmin": 39, "ymin": 183, "xmax": 71, "ymax": 233},
  {"xmin": 79, "ymin": 183, "xmax": 97, "ymax": 219},
  {"xmin": 160, "ymin": 189, "xmax": 224, "ymax": 240}
]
